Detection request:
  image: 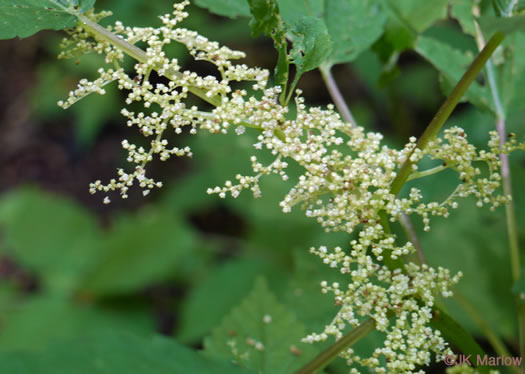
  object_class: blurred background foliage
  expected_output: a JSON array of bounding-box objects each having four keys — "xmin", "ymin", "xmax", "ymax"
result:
[{"xmin": 0, "ymin": 0, "xmax": 524, "ymax": 372}]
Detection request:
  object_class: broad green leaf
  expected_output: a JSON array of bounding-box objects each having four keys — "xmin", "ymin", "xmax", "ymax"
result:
[
  {"xmin": 0, "ymin": 296, "xmax": 152, "ymax": 351},
  {"xmin": 78, "ymin": 208, "xmax": 196, "ymax": 297},
  {"xmin": 0, "ymin": 0, "xmax": 95, "ymax": 40},
  {"xmin": 0, "ymin": 330, "xmax": 251, "ymax": 374},
  {"xmin": 288, "ymin": 17, "xmax": 332, "ymax": 86},
  {"xmin": 247, "ymin": 0, "xmax": 289, "ymax": 91},
  {"xmin": 414, "ymin": 36, "xmax": 494, "ymax": 113},
  {"xmin": 204, "ymin": 278, "xmax": 317, "ymax": 374},
  {"xmin": 194, "ymin": 0, "xmax": 250, "ymax": 18},
  {"xmin": 0, "ymin": 187, "xmax": 101, "ymax": 295},
  {"xmin": 276, "ymin": 0, "xmax": 323, "ymax": 26},
  {"xmin": 177, "ymin": 258, "xmax": 286, "ymax": 343},
  {"xmin": 323, "ymin": 0, "xmax": 386, "ymax": 66}
]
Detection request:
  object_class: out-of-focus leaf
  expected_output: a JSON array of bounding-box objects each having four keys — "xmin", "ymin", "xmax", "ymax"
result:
[
  {"xmin": 0, "ymin": 188, "xmax": 101, "ymax": 295},
  {"xmin": 415, "ymin": 35, "xmax": 494, "ymax": 113},
  {"xmin": 0, "ymin": 0, "xmax": 95, "ymax": 39},
  {"xmin": 0, "ymin": 296, "xmax": 152, "ymax": 351},
  {"xmin": 78, "ymin": 208, "xmax": 195, "ymax": 297},
  {"xmin": 374, "ymin": 0, "xmax": 448, "ymax": 62},
  {"xmin": 451, "ymin": 1, "xmax": 478, "ymax": 37},
  {"xmin": 0, "ymin": 330, "xmax": 251, "ymax": 374},
  {"xmin": 323, "ymin": 0, "xmax": 386, "ymax": 66},
  {"xmin": 247, "ymin": 0, "xmax": 289, "ymax": 90},
  {"xmin": 177, "ymin": 257, "xmax": 286, "ymax": 343},
  {"xmin": 493, "ymin": 0, "xmax": 525, "ymax": 16},
  {"xmin": 288, "ymin": 17, "xmax": 332, "ymax": 85},
  {"xmin": 387, "ymin": 0, "xmax": 449, "ymax": 33},
  {"xmin": 194, "ymin": 0, "xmax": 250, "ymax": 18},
  {"xmin": 204, "ymin": 278, "xmax": 317, "ymax": 374},
  {"xmin": 481, "ymin": 14, "xmax": 525, "ymax": 34}
]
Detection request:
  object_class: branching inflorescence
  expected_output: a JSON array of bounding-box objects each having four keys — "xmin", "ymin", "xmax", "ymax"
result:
[{"xmin": 57, "ymin": 2, "xmax": 524, "ymax": 373}]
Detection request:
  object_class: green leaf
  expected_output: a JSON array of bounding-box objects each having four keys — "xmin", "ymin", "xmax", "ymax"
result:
[
  {"xmin": 247, "ymin": 0, "xmax": 289, "ymax": 91},
  {"xmin": 451, "ymin": 0, "xmax": 477, "ymax": 37},
  {"xmin": 386, "ymin": 0, "xmax": 449, "ymax": 33},
  {"xmin": 276, "ymin": 0, "xmax": 323, "ymax": 26},
  {"xmin": 0, "ymin": 296, "xmax": 153, "ymax": 351},
  {"xmin": 0, "ymin": 0, "xmax": 95, "ymax": 40},
  {"xmin": 288, "ymin": 17, "xmax": 332, "ymax": 87},
  {"xmin": 177, "ymin": 258, "xmax": 286, "ymax": 343},
  {"xmin": 414, "ymin": 35, "xmax": 494, "ymax": 113},
  {"xmin": 194, "ymin": 0, "xmax": 250, "ymax": 18},
  {"xmin": 204, "ymin": 278, "xmax": 317, "ymax": 374},
  {"xmin": 0, "ymin": 330, "xmax": 251, "ymax": 374},
  {"xmin": 323, "ymin": 0, "xmax": 386, "ymax": 66},
  {"xmin": 374, "ymin": 0, "xmax": 448, "ymax": 61},
  {"xmin": 0, "ymin": 187, "xmax": 101, "ymax": 295},
  {"xmin": 78, "ymin": 208, "xmax": 196, "ymax": 297}
]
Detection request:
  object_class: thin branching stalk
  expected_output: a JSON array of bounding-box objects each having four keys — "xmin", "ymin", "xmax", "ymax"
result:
[{"xmin": 474, "ymin": 22, "xmax": 525, "ymax": 372}]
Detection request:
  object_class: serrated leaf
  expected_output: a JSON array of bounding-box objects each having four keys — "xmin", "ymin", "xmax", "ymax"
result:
[
  {"xmin": 77, "ymin": 208, "xmax": 196, "ymax": 297},
  {"xmin": 247, "ymin": 0, "xmax": 289, "ymax": 91},
  {"xmin": 0, "ymin": 0, "xmax": 95, "ymax": 40},
  {"xmin": 0, "ymin": 187, "xmax": 101, "ymax": 295},
  {"xmin": 415, "ymin": 35, "xmax": 495, "ymax": 113},
  {"xmin": 288, "ymin": 17, "xmax": 332, "ymax": 85},
  {"xmin": 204, "ymin": 278, "xmax": 317, "ymax": 374},
  {"xmin": 323, "ymin": 0, "xmax": 386, "ymax": 66},
  {"xmin": 0, "ymin": 330, "xmax": 251, "ymax": 374},
  {"xmin": 177, "ymin": 258, "xmax": 286, "ymax": 343},
  {"xmin": 194, "ymin": 0, "xmax": 250, "ymax": 18}
]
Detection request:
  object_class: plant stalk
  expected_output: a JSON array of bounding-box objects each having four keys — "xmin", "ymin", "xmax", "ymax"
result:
[
  {"xmin": 319, "ymin": 65, "xmax": 357, "ymax": 126},
  {"xmin": 473, "ymin": 22, "xmax": 525, "ymax": 372},
  {"xmin": 295, "ymin": 319, "xmax": 376, "ymax": 374}
]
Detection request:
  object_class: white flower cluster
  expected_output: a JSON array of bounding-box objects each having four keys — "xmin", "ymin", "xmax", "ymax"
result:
[
  {"xmin": 305, "ymin": 243, "xmax": 461, "ymax": 373},
  {"xmin": 56, "ymin": 2, "xmax": 525, "ymax": 372}
]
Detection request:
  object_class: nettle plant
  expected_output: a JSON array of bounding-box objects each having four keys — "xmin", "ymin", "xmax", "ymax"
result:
[{"xmin": 2, "ymin": 0, "xmax": 525, "ymax": 373}]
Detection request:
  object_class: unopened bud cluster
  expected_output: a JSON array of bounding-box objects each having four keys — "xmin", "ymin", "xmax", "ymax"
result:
[{"xmin": 57, "ymin": 2, "xmax": 524, "ymax": 372}]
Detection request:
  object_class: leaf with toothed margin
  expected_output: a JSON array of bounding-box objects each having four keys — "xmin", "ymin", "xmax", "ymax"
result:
[
  {"xmin": 0, "ymin": 0, "xmax": 95, "ymax": 39},
  {"xmin": 204, "ymin": 278, "xmax": 318, "ymax": 374}
]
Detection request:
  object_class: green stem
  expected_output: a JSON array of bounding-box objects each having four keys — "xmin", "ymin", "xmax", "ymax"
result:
[
  {"xmin": 295, "ymin": 319, "xmax": 376, "ymax": 374},
  {"xmin": 390, "ymin": 32, "xmax": 505, "ymax": 196}
]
